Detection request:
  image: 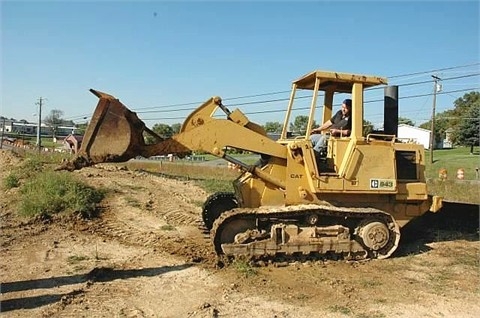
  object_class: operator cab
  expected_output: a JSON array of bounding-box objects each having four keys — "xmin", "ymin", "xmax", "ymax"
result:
[{"xmin": 278, "ymin": 70, "xmax": 388, "ymax": 175}]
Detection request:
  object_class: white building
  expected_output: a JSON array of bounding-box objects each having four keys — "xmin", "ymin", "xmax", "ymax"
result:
[
  {"xmin": 397, "ymin": 124, "xmax": 431, "ymax": 149},
  {"xmin": 0, "ymin": 118, "xmax": 76, "ymax": 136}
]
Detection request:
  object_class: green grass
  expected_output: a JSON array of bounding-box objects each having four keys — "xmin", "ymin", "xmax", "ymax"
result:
[
  {"xmin": 425, "ymin": 146, "xmax": 479, "ymax": 180},
  {"xmin": 428, "ymin": 179, "xmax": 480, "ymax": 203},
  {"xmin": 195, "ymin": 179, "xmax": 234, "ymax": 193},
  {"xmin": 8, "ymin": 135, "xmax": 67, "ymax": 150},
  {"xmin": 424, "ymin": 146, "xmax": 480, "ymax": 203},
  {"xmin": 232, "ymin": 259, "xmax": 257, "ymax": 277},
  {"xmin": 3, "ymin": 173, "xmax": 20, "ymax": 189},
  {"xmin": 2, "ymin": 150, "xmax": 104, "ymax": 218},
  {"xmin": 19, "ymin": 170, "xmax": 105, "ymax": 218},
  {"xmin": 17, "ymin": 154, "xmax": 45, "ymax": 177}
]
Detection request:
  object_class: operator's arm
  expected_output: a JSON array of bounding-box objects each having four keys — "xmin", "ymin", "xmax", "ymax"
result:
[
  {"xmin": 311, "ymin": 120, "xmax": 333, "ymax": 134},
  {"xmin": 329, "ymin": 128, "xmax": 350, "ymax": 137}
]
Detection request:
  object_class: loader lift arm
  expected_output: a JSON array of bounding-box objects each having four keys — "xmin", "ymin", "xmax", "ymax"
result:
[{"xmin": 60, "ymin": 89, "xmax": 288, "ymax": 189}]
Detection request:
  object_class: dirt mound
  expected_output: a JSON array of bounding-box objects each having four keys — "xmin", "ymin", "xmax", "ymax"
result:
[{"xmin": 0, "ymin": 149, "xmax": 23, "ymax": 178}]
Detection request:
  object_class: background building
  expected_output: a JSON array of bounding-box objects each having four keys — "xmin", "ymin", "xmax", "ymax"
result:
[{"xmin": 397, "ymin": 124, "xmax": 432, "ymax": 149}]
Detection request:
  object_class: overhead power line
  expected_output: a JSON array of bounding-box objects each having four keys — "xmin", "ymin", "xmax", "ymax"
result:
[
  {"xmin": 132, "ymin": 63, "xmax": 480, "ymax": 111},
  {"xmin": 136, "ymin": 74, "xmax": 479, "ymax": 115},
  {"xmin": 62, "ymin": 63, "xmax": 479, "ymax": 121},
  {"xmin": 387, "ymin": 62, "xmax": 479, "ymax": 79},
  {"xmin": 90, "ymin": 63, "xmax": 476, "ymax": 114},
  {"xmin": 141, "ymin": 86, "xmax": 479, "ymax": 122},
  {"xmin": 135, "ymin": 72, "xmax": 479, "ymax": 114}
]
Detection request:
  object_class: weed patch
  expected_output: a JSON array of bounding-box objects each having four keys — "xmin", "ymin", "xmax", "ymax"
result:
[
  {"xmin": 19, "ymin": 170, "xmax": 105, "ymax": 218},
  {"xmin": 359, "ymin": 278, "xmax": 382, "ymax": 288},
  {"xmin": 67, "ymin": 255, "xmax": 89, "ymax": 264},
  {"xmin": 160, "ymin": 224, "xmax": 175, "ymax": 231},
  {"xmin": 3, "ymin": 173, "xmax": 20, "ymax": 189},
  {"xmin": 124, "ymin": 196, "xmax": 141, "ymax": 208},
  {"xmin": 328, "ymin": 304, "xmax": 351, "ymax": 315},
  {"xmin": 357, "ymin": 311, "xmax": 386, "ymax": 318},
  {"xmin": 233, "ymin": 259, "xmax": 257, "ymax": 277}
]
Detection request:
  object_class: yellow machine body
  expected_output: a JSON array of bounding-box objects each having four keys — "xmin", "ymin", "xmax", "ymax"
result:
[{"xmin": 63, "ymin": 70, "xmax": 442, "ymax": 260}]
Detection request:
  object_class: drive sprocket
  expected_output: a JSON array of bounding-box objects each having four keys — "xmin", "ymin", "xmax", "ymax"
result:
[{"xmin": 202, "ymin": 192, "xmax": 238, "ymax": 230}]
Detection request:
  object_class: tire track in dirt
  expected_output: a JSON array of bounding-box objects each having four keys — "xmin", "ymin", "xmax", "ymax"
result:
[{"xmin": 77, "ymin": 166, "xmax": 216, "ymax": 264}]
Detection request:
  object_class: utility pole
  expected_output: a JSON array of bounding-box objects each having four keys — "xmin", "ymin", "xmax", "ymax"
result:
[
  {"xmin": 429, "ymin": 75, "xmax": 442, "ymax": 163},
  {"xmin": 35, "ymin": 97, "xmax": 44, "ymax": 152}
]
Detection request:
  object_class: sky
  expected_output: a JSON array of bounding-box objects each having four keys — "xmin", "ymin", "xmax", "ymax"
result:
[{"xmin": 1, "ymin": 0, "xmax": 479, "ymax": 129}]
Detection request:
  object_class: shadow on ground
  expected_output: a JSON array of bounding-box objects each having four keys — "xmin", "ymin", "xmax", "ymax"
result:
[
  {"xmin": 395, "ymin": 201, "xmax": 479, "ymax": 257},
  {"xmin": 0, "ymin": 264, "xmax": 192, "ymax": 312}
]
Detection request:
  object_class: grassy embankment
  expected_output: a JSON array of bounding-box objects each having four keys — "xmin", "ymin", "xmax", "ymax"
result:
[
  {"xmin": 424, "ymin": 147, "xmax": 479, "ymax": 204},
  {"xmin": 2, "ymin": 151, "xmax": 105, "ymax": 218}
]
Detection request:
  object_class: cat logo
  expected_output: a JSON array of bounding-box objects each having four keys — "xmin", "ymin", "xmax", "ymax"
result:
[
  {"xmin": 370, "ymin": 179, "xmax": 395, "ymax": 190},
  {"xmin": 290, "ymin": 174, "xmax": 303, "ymax": 179}
]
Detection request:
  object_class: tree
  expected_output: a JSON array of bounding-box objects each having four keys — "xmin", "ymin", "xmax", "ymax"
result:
[
  {"xmin": 43, "ymin": 109, "xmax": 64, "ymax": 141},
  {"xmin": 398, "ymin": 117, "xmax": 415, "ymax": 126},
  {"xmin": 171, "ymin": 123, "xmax": 182, "ymax": 135},
  {"xmin": 421, "ymin": 91, "xmax": 480, "ymax": 148},
  {"xmin": 144, "ymin": 123, "xmax": 175, "ymax": 145},
  {"xmin": 63, "ymin": 119, "xmax": 75, "ymax": 127},
  {"xmin": 289, "ymin": 116, "xmax": 316, "ymax": 135},
  {"xmin": 75, "ymin": 122, "xmax": 88, "ymax": 136},
  {"xmin": 152, "ymin": 123, "xmax": 174, "ymax": 138},
  {"xmin": 363, "ymin": 119, "xmax": 374, "ymax": 136},
  {"xmin": 449, "ymin": 91, "xmax": 480, "ymax": 149},
  {"xmin": 452, "ymin": 105, "xmax": 479, "ymax": 153},
  {"xmin": 264, "ymin": 121, "xmax": 282, "ymax": 133},
  {"xmin": 419, "ymin": 112, "xmax": 452, "ymax": 148}
]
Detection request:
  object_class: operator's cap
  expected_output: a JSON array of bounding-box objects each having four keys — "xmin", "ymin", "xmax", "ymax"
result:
[{"xmin": 343, "ymin": 99, "xmax": 352, "ymax": 108}]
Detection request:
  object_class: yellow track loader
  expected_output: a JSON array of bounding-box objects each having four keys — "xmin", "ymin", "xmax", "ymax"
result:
[{"xmin": 61, "ymin": 70, "xmax": 442, "ymax": 260}]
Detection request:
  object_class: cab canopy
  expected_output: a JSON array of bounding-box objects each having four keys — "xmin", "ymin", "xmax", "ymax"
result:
[
  {"xmin": 281, "ymin": 70, "xmax": 388, "ymax": 140},
  {"xmin": 293, "ymin": 70, "xmax": 387, "ymax": 92}
]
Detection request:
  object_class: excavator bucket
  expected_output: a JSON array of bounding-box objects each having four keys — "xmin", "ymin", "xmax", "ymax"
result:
[{"xmin": 58, "ymin": 89, "xmax": 189, "ymax": 171}]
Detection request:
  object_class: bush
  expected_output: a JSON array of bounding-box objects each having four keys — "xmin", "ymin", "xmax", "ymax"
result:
[
  {"xmin": 19, "ymin": 170, "xmax": 104, "ymax": 218},
  {"xmin": 21, "ymin": 155, "xmax": 45, "ymax": 172},
  {"xmin": 3, "ymin": 173, "xmax": 20, "ymax": 189}
]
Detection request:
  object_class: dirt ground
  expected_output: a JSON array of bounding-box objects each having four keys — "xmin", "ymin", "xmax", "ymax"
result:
[{"xmin": 1, "ymin": 149, "xmax": 479, "ymax": 318}]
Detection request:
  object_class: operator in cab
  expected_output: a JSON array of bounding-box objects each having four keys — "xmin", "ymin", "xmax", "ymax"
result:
[{"xmin": 310, "ymin": 98, "xmax": 352, "ymax": 154}]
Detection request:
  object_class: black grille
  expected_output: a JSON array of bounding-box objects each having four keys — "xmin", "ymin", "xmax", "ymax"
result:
[{"xmin": 396, "ymin": 151, "xmax": 417, "ymax": 180}]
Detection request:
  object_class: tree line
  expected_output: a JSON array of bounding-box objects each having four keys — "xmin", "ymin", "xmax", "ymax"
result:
[{"xmin": 45, "ymin": 91, "xmax": 478, "ymax": 149}]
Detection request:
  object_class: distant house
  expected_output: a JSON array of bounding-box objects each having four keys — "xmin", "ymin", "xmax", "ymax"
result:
[
  {"xmin": 442, "ymin": 128, "xmax": 454, "ymax": 148},
  {"xmin": 63, "ymin": 134, "xmax": 83, "ymax": 154},
  {"xmin": 397, "ymin": 124, "xmax": 431, "ymax": 149},
  {"xmin": 0, "ymin": 119, "xmax": 14, "ymax": 133}
]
